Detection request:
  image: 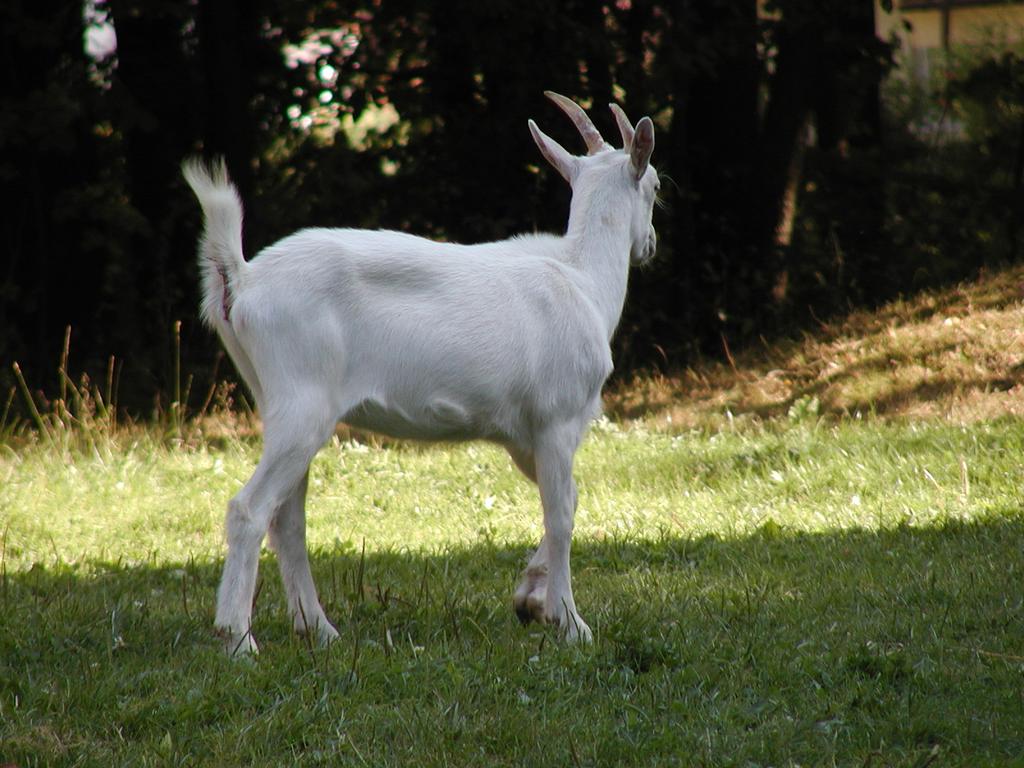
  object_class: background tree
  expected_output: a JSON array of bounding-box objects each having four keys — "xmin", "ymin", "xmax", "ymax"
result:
[
  {"xmin": 2, "ymin": 1, "xmax": 113, "ymax": 383},
  {"xmin": 1, "ymin": 0, "xmax": 1018, "ymax": 413}
]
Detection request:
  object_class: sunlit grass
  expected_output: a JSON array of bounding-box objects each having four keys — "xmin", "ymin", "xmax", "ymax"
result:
[{"xmin": 5, "ymin": 416, "xmax": 1020, "ymax": 571}]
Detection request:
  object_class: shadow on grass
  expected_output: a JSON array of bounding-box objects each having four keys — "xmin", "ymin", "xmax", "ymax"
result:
[
  {"xmin": 3, "ymin": 511, "xmax": 1023, "ymax": 651},
  {"xmin": 3, "ymin": 513, "xmax": 1023, "ymax": 765}
]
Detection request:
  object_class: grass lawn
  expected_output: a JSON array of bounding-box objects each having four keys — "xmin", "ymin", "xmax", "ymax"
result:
[
  {"xmin": 2, "ymin": 418, "xmax": 1023, "ymax": 766},
  {"xmin": 2, "ymin": 271, "xmax": 1024, "ymax": 766}
]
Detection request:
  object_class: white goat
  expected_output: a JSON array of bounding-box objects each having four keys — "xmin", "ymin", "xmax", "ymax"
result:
[{"xmin": 183, "ymin": 92, "xmax": 659, "ymax": 654}]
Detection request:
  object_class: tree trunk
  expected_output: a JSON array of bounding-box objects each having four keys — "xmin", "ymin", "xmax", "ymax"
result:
[
  {"xmin": 667, "ymin": 0, "xmax": 763, "ymax": 346},
  {"xmin": 107, "ymin": 0, "xmax": 198, "ymax": 390},
  {"xmin": 197, "ymin": 0, "xmax": 261, "ymax": 250},
  {"xmin": 1, "ymin": 2, "xmax": 98, "ymax": 378}
]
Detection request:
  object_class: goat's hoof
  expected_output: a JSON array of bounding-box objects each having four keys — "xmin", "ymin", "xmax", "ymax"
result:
[
  {"xmin": 542, "ymin": 605, "xmax": 593, "ymax": 644},
  {"xmin": 514, "ymin": 593, "xmax": 547, "ymax": 625},
  {"xmin": 318, "ymin": 622, "xmax": 341, "ymax": 647},
  {"xmin": 561, "ymin": 615, "xmax": 593, "ymax": 645},
  {"xmin": 514, "ymin": 598, "xmax": 532, "ymax": 625},
  {"xmin": 514, "ymin": 591, "xmax": 592, "ymax": 643},
  {"xmin": 217, "ymin": 627, "xmax": 259, "ymax": 657},
  {"xmin": 513, "ymin": 586, "xmax": 547, "ymax": 625},
  {"xmin": 298, "ymin": 619, "xmax": 340, "ymax": 648},
  {"xmin": 513, "ymin": 566, "xmax": 548, "ymax": 625}
]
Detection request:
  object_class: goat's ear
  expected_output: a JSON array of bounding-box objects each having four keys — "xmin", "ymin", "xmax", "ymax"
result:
[
  {"xmin": 609, "ymin": 104, "xmax": 635, "ymax": 152},
  {"xmin": 529, "ymin": 120, "xmax": 577, "ymax": 184},
  {"xmin": 629, "ymin": 117, "xmax": 655, "ymax": 182}
]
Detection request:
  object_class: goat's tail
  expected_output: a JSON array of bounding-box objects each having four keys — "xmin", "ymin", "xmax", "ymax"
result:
[{"xmin": 182, "ymin": 157, "xmax": 246, "ymax": 329}]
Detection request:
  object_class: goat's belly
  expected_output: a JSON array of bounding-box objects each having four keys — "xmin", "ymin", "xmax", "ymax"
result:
[{"xmin": 340, "ymin": 396, "xmax": 501, "ymax": 443}]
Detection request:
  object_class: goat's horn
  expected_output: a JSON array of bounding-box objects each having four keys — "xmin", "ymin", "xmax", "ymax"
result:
[
  {"xmin": 609, "ymin": 104, "xmax": 634, "ymax": 151},
  {"xmin": 544, "ymin": 91, "xmax": 605, "ymax": 155}
]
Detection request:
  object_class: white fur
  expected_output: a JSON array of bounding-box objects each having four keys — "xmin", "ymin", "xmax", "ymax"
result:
[{"xmin": 183, "ymin": 93, "xmax": 658, "ymax": 653}]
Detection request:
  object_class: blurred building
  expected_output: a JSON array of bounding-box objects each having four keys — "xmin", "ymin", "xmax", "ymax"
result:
[{"xmin": 878, "ymin": 0, "xmax": 1024, "ymax": 80}]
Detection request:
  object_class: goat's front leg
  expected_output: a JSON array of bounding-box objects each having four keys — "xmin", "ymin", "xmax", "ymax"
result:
[
  {"xmin": 268, "ymin": 470, "xmax": 339, "ymax": 646},
  {"xmin": 531, "ymin": 430, "xmax": 592, "ymax": 643}
]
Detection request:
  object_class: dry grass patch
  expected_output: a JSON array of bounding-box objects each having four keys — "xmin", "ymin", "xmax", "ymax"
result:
[{"xmin": 609, "ymin": 265, "xmax": 1024, "ymax": 429}]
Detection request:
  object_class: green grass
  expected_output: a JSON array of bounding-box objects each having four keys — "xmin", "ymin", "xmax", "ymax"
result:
[{"xmin": 2, "ymin": 414, "xmax": 1023, "ymax": 766}]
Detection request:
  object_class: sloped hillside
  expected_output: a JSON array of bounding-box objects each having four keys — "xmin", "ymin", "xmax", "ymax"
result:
[{"xmin": 609, "ymin": 265, "xmax": 1024, "ymax": 428}]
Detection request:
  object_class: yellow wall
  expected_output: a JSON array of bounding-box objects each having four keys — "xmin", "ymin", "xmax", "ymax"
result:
[{"xmin": 877, "ymin": 2, "xmax": 1024, "ymax": 50}]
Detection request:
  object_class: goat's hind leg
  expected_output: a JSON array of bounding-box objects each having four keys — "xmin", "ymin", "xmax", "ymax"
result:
[
  {"xmin": 506, "ymin": 446, "xmax": 549, "ymax": 625},
  {"xmin": 215, "ymin": 404, "xmax": 334, "ymax": 655},
  {"xmin": 268, "ymin": 470, "xmax": 339, "ymax": 646},
  {"xmin": 513, "ymin": 536, "xmax": 549, "ymax": 625}
]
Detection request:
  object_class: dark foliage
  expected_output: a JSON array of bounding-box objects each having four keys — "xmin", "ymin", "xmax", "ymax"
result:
[{"xmin": 0, "ymin": 1, "xmax": 1019, "ymax": 412}]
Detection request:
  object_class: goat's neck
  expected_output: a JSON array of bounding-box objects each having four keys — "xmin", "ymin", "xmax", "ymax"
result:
[{"xmin": 563, "ymin": 185, "xmax": 632, "ymax": 341}]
